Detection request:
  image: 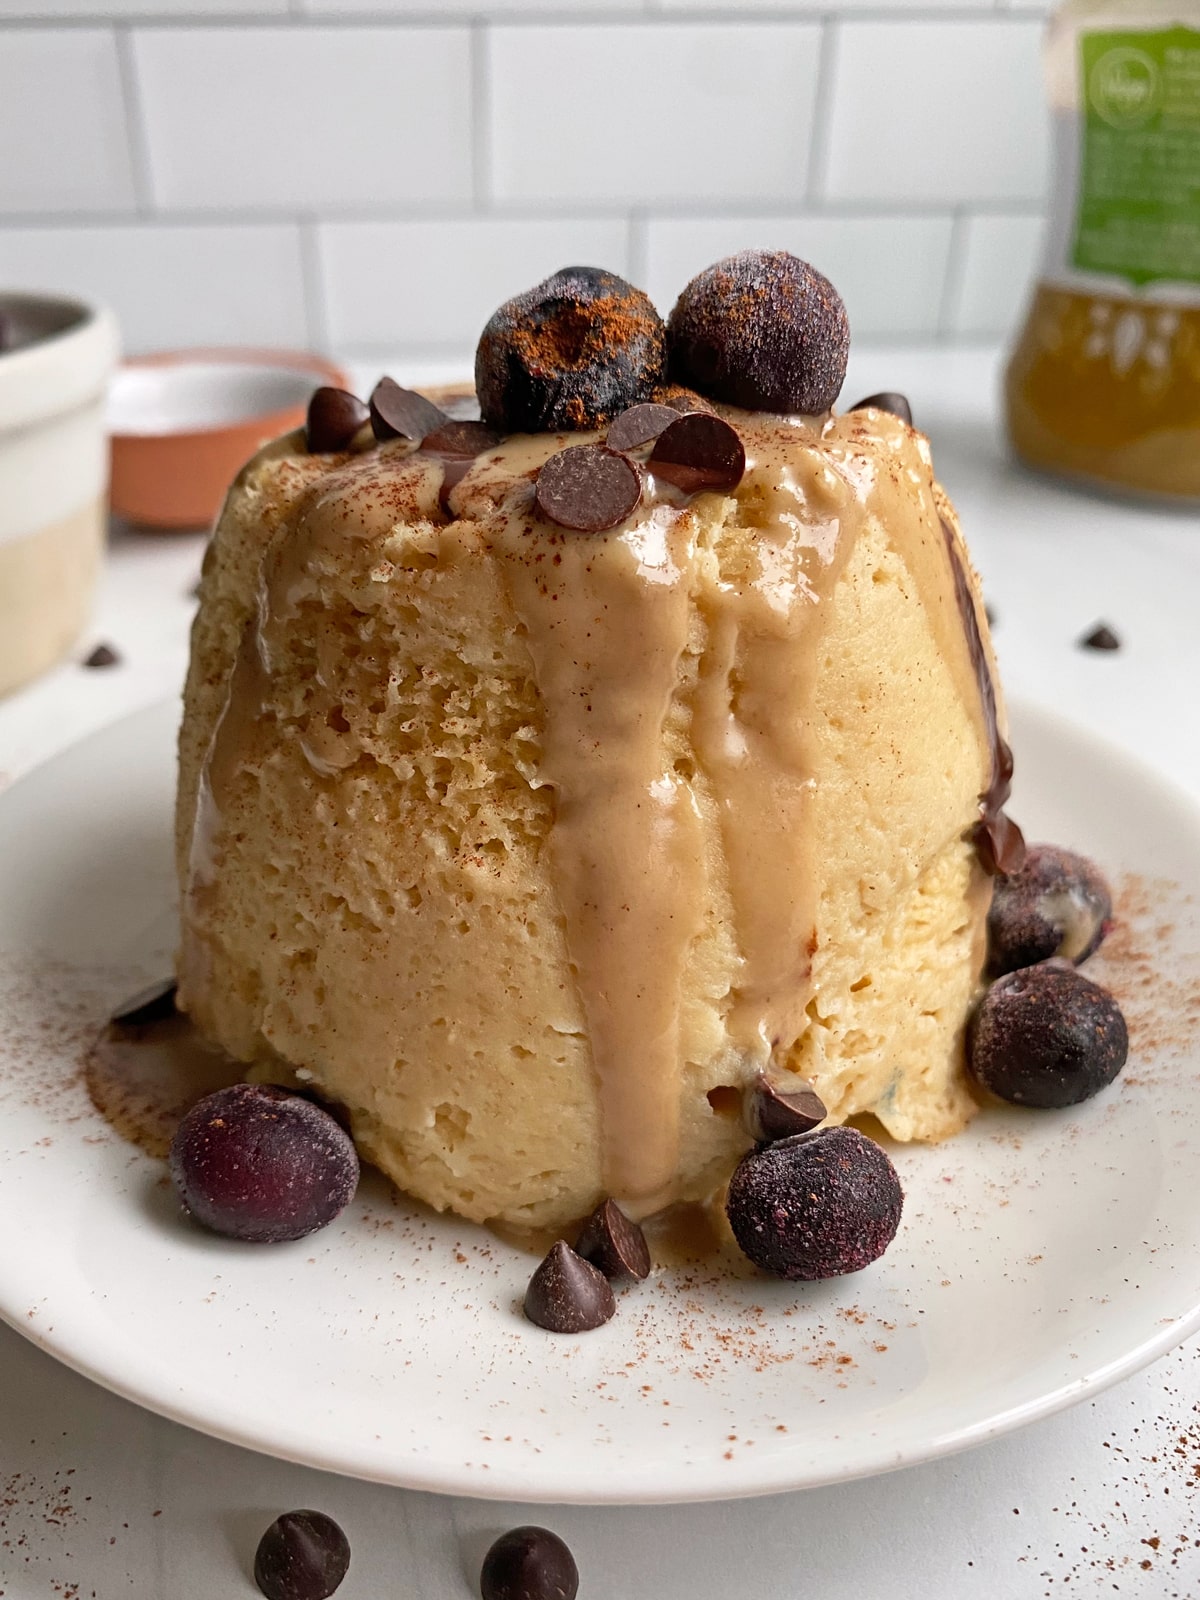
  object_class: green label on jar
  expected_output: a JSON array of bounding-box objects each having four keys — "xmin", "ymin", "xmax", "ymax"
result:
[{"xmin": 1073, "ymin": 26, "xmax": 1200, "ymax": 288}]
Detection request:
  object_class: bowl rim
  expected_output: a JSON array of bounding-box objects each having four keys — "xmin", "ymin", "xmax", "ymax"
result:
[{"xmin": 108, "ymin": 346, "xmax": 348, "ymax": 442}]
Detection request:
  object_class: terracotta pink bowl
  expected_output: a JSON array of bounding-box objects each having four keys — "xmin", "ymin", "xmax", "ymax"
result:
[{"xmin": 109, "ymin": 348, "xmax": 348, "ymax": 531}]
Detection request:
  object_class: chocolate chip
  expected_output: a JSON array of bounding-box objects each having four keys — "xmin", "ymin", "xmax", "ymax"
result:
[
  {"xmin": 254, "ymin": 1510, "xmax": 350, "ymax": 1600},
  {"xmin": 305, "ymin": 387, "xmax": 368, "ymax": 453},
  {"xmin": 480, "ymin": 1527, "xmax": 579, "ymax": 1600},
  {"xmin": 1080, "ymin": 623, "xmax": 1121, "ymax": 652},
  {"xmin": 420, "ymin": 419, "xmax": 501, "ymax": 458},
  {"xmin": 968, "ymin": 960, "xmax": 1128, "ymax": 1109},
  {"xmin": 667, "ymin": 250, "xmax": 850, "ymax": 414},
  {"xmin": 0, "ymin": 313, "xmax": 13, "ymax": 354},
  {"xmin": 369, "ymin": 377, "xmax": 447, "ymax": 443},
  {"xmin": 535, "ymin": 444, "xmax": 641, "ymax": 533},
  {"xmin": 744, "ymin": 1073, "xmax": 826, "ymax": 1143},
  {"xmin": 574, "ymin": 1198, "xmax": 651, "ymax": 1281},
  {"xmin": 476, "ymin": 266, "xmax": 666, "ymax": 434},
  {"xmin": 83, "ymin": 643, "xmax": 120, "ymax": 669},
  {"xmin": 849, "ymin": 391, "xmax": 913, "ymax": 426},
  {"xmin": 605, "ymin": 402, "xmax": 680, "ymax": 453},
  {"xmin": 648, "ymin": 412, "xmax": 745, "ymax": 495},
  {"xmin": 524, "ymin": 1240, "xmax": 616, "ymax": 1332},
  {"xmin": 725, "ymin": 1126, "xmax": 903, "ymax": 1281},
  {"xmin": 110, "ymin": 978, "xmax": 178, "ymax": 1029}
]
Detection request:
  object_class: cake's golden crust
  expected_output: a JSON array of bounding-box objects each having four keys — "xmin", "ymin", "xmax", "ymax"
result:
[{"xmin": 176, "ymin": 407, "xmax": 999, "ymax": 1231}]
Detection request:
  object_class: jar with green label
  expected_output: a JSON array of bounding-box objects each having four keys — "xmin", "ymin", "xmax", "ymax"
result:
[{"xmin": 1005, "ymin": 0, "xmax": 1200, "ymax": 503}]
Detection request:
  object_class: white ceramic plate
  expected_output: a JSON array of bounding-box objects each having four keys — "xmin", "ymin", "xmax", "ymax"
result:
[{"xmin": 1, "ymin": 699, "xmax": 1199, "ymax": 1506}]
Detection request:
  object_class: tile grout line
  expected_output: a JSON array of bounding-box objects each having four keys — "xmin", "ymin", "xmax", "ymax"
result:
[
  {"xmin": 470, "ymin": 19, "xmax": 492, "ymax": 212},
  {"xmin": 0, "ymin": 9, "xmax": 1047, "ymax": 30},
  {"xmin": 627, "ymin": 209, "xmax": 648, "ymax": 287},
  {"xmin": 113, "ymin": 23, "xmax": 155, "ymax": 218},
  {"xmin": 804, "ymin": 16, "xmax": 838, "ymax": 206},
  {"xmin": 937, "ymin": 204, "xmax": 971, "ymax": 339},
  {"xmin": 298, "ymin": 215, "xmax": 331, "ymax": 354}
]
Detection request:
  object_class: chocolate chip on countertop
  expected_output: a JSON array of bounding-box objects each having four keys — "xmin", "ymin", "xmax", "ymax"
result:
[
  {"xmin": 1080, "ymin": 623, "xmax": 1121, "ymax": 652},
  {"xmin": 254, "ymin": 1510, "xmax": 351, "ymax": 1600},
  {"xmin": 574, "ymin": 1198, "xmax": 651, "ymax": 1281},
  {"xmin": 744, "ymin": 1072, "xmax": 827, "ymax": 1143},
  {"xmin": 605, "ymin": 402, "xmax": 680, "ymax": 454},
  {"xmin": 305, "ymin": 387, "xmax": 369, "ymax": 453},
  {"xmin": 535, "ymin": 444, "xmax": 642, "ymax": 533},
  {"xmin": 849, "ymin": 391, "xmax": 913, "ymax": 426},
  {"xmin": 83, "ymin": 643, "xmax": 120, "ymax": 669},
  {"xmin": 369, "ymin": 377, "xmax": 448, "ymax": 443},
  {"xmin": 648, "ymin": 412, "xmax": 745, "ymax": 495},
  {"xmin": 523, "ymin": 1240, "xmax": 616, "ymax": 1332},
  {"xmin": 968, "ymin": 959, "xmax": 1128, "ymax": 1109},
  {"xmin": 480, "ymin": 1526, "xmax": 579, "ymax": 1600},
  {"xmin": 110, "ymin": 978, "xmax": 178, "ymax": 1029}
]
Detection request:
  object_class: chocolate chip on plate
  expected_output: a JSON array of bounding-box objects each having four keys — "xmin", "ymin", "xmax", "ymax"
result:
[
  {"xmin": 480, "ymin": 1526, "xmax": 579, "ymax": 1600},
  {"xmin": 605, "ymin": 402, "xmax": 680, "ymax": 454},
  {"xmin": 254, "ymin": 1509, "xmax": 351, "ymax": 1600},
  {"xmin": 725, "ymin": 1125, "xmax": 903, "ymax": 1281},
  {"xmin": 110, "ymin": 978, "xmax": 178, "ymax": 1029},
  {"xmin": 305, "ymin": 387, "xmax": 369, "ymax": 454},
  {"xmin": 667, "ymin": 249, "xmax": 850, "ymax": 415},
  {"xmin": 369, "ymin": 377, "xmax": 447, "ymax": 443},
  {"xmin": 83, "ymin": 643, "xmax": 120, "ymax": 669},
  {"xmin": 524, "ymin": 1240, "xmax": 616, "ymax": 1332},
  {"xmin": 744, "ymin": 1072, "xmax": 827, "ymax": 1143},
  {"xmin": 648, "ymin": 412, "xmax": 745, "ymax": 495},
  {"xmin": 476, "ymin": 266, "xmax": 666, "ymax": 434},
  {"xmin": 535, "ymin": 444, "xmax": 641, "ymax": 532},
  {"xmin": 1079, "ymin": 622, "xmax": 1121, "ymax": 652},
  {"xmin": 849, "ymin": 391, "xmax": 913, "ymax": 426},
  {"xmin": 968, "ymin": 960, "xmax": 1128, "ymax": 1109},
  {"xmin": 169, "ymin": 1083, "xmax": 359, "ymax": 1243},
  {"xmin": 987, "ymin": 844, "xmax": 1113, "ymax": 978},
  {"xmin": 574, "ymin": 1198, "xmax": 651, "ymax": 1281}
]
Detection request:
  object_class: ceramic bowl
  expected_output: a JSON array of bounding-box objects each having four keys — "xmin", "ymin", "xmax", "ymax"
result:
[
  {"xmin": 108, "ymin": 348, "xmax": 348, "ymax": 531},
  {"xmin": 0, "ymin": 291, "xmax": 119, "ymax": 697}
]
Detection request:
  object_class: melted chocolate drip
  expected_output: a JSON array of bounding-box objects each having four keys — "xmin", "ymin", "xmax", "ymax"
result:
[{"xmin": 940, "ymin": 518, "xmax": 1026, "ymax": 876}]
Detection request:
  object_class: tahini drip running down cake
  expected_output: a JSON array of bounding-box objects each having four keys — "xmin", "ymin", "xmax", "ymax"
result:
[{"xmin": 175, "ymin": 251, "xmax": 1024, "ymax": 1240}]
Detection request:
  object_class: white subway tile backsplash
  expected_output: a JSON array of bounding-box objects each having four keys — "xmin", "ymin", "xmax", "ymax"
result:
[
  {"xmin": 305, "ymin": 0, "xmax": 639, "ymax": 14},
  {"xmin": 132, "ymin": 26, "xmax": 472, "ymax": 212},
  {"xmin": 488, "ymin": 24, "xmax": 821, "ymax": 207},
  {"xmin": 319, "ymin": 217, "xmax": 629, "ymax": 353},
  {"xmin": 822, "ymin": 20, "xmax": 1049, "ymax": 205},
  {"xmin": 656, "ymin": 0, "xmax": 994, "ymax": 9},
  {"xmin": 0, "ymin": 30, "xmax": 135, "ymax": 215},
  {"xmin": 0, "ymin": 223, "xmax": 309, "ymax": 350},
  {"xmin": 946, "ymin": 211, "xmax": 1044, "ymax": 339},
  {"xmin": 644, "ymin": 214, "xmax": 955, "ymax": 339},
  {"xmin": 0, "ymin": 0, "xmax": 285, "ymax": 16}
]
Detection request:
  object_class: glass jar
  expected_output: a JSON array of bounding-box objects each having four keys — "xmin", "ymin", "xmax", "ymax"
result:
[{"xmin": 1004, "ymin": 1, "xmax": 1200, "ymax": 503}]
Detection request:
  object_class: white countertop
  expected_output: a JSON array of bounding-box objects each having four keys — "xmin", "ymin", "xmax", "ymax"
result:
[{"xmin": 1, "ymin": 346, "xmax": 1199, "ymax": 1599}]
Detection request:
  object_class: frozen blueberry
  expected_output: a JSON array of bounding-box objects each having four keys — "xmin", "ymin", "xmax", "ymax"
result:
[
  {"xmin": 667, "ymin": 250, "xmax": 850, "ymax": 414},
  {"xmin": 725, "ymin": 1126, "xmax": 903, "ymax": 1281},
  {"xmin": 169, "ymin": 1083, "xmax": 359, "ymax": 1243},
  {"xmin": 969, "ymin": 961, "xmax": 1128, "ymax": 1109},
  {"xmin": 254, "ymin": 1510, "xmax": 350, "ymax": 1600},
  {"xmin": 475, "ymin": 266, "xmax": 666, "ymax": 434},
  {"xmin": 987, "ymin": 844, "xmax": 1113, "ymax": 977},
  {"xmin": 480, "ymin": 1527, "xmax": 579, "ymax": 1600}
]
